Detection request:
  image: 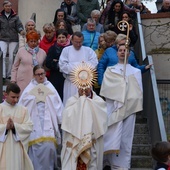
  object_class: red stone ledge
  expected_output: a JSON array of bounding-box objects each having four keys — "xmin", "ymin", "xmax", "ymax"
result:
[{"xmin": 141, "ymin": 12, "xmax": 170, "ymax": 19}]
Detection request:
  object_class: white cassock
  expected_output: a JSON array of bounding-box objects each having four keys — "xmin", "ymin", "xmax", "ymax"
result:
[
  {"xmin": 100, "ymin": 63, "xmax": 143, "ymax": 169},
  {"xmin": 59, "ymin": 45, "xmax": 98, "ymax": 105},
  {"xmin": 61, "ymin": 92, "xmax": 108, "ymax": 170},
  {"xmin": 0, "ymin": 101, "xmax": 33, "ymax": 170},
  {"xmin": 19, "ymin": 78, "xmax": 64, "ymax": 170}
]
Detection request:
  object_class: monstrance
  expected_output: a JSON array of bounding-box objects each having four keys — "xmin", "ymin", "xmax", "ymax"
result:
[{"xmin": 70, "ymin": 62, "xmax": 97, "ymax": 94}]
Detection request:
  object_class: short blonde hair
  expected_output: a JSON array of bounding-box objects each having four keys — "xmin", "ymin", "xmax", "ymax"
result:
[
  {"xmin": 104, "ymin": 30, "xmax": 117, "ymax": 43},
  {"xmin": 115, "ymin": 34, "xmax": 126, "ymax": 44},
  {"xmin": 43, "ymin": 23, "xmax": 55, "ymax": 33}
]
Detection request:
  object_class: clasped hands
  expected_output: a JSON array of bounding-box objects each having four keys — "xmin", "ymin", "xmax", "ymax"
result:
[{"xmin": 6, "ymin": 118, "xmax": 14, "ymax": 130}]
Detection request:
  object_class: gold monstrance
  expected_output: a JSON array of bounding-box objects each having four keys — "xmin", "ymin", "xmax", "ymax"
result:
[{"xmin": 70, "ymin": 62, "xmax": 97, "ymax": 93}]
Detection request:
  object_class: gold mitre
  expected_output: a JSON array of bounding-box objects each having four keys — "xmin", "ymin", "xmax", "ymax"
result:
[{"xmin": 70, "ymin": 62, "xmax": 97, "ymax": 90}]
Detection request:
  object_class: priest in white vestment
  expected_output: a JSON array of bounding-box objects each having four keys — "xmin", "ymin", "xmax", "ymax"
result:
[
  {"xmin": 0, "ymin": 83, "xmax": 33, "ymax": 170},
  {"xmin": 59, "ymin": 32, "xmax": 98, "ymax": 105},
  {"xmin": 19, "ymin": 65, "xmax": 64, "ymax": 170},
  {"xmin": 100, "ymin": 44, "xmax": 143, "ymax": 170},
  {"xmin": 61, "ymin": 89, "xmax": 108, "ymax": 170},
  {"xmin": 61, "ymin": 62, "xmax": 108, "ymax": 170}
]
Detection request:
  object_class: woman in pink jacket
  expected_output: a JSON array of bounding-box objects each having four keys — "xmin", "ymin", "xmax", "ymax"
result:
[{"xmin": 11, "ymin": 30, "xmax": 46, "ymax": 94}]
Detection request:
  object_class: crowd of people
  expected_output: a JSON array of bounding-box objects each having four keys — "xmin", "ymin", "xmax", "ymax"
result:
[{"xmin": 0, "ymin": 0, "xmax": 169, "ymax": 170}]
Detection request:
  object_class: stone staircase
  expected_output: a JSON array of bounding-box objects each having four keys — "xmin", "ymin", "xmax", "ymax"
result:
[{"xmin": 131, "ymin": 112, "xmax": 153, "ymax": 169}]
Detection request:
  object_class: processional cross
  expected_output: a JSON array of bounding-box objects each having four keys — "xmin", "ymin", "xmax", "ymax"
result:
[{"xmin": 117, "ymin": 20, "xmax": 130, "ymax": 78}]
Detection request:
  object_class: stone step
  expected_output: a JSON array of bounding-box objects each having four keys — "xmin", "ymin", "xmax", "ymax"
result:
[
  {"xmin": 132, "ymin": 114, "xmax": 153, "ymax": 169},
  {"xmin": 136, "ymin": 117, "xmax": 147, "ymax": 124},
  {"xmin": 133, "ymin": 134, "xmax": 151, "ymax": 144},
  {"xmin": 103, "ymin": 167, "xmax": 153, "ymax": 170},
  {"xmin": 103, "ymin": 166, "xmax": 153, "ymax": 170},
  {"xmin": 135, "ymin": 112, "xmax": 147, "ymax": 123},
  {"xmin": 134, "ymin": 124, "xmax": 149, "ymax": 135},
  {"xmin": 132, "ymin": 144, "xmax": 152, "ymax": 156},
  {"xmin": 103, "ymin": 166, "xmax": 111, "ymax": 170},
  {"xmin": 131, "ymin": 168, "xmax": 153, "ymax": 170},
  {"xmin": 131, "ymin": 156, "xmax": 153, "ymax": 168}
]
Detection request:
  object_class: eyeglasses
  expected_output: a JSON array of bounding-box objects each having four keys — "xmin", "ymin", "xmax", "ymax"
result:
[{"xmin": 34, "ymin": 73, "xmax": 45, "ymax": 77}]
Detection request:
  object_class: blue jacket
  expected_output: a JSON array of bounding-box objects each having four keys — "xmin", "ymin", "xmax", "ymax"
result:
[
  {"xmin": 82, "ymin": 30, "xmax": 100, "ymax": 51},
  {"xmin": 97, "ymin": 45, "xmax": 146, "ymax": 85}
]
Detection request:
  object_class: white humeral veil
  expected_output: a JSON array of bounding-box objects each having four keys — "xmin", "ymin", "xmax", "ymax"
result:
[
  {"xmin": 100, "ymin": 64, "xmax": 143, "ymax": 168},
  {"xmin": 61, "ymin": 92, "xmax": 108, "ymax": 170}
]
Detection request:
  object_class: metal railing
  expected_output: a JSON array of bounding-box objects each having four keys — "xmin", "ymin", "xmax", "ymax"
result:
[
  {"xmin": 157, "ymin": 80, "xmax": 170, "ymax": 141},
  {"xmin": 142, "ymin": 56, "xmax": 167, "ymax": 143},
  {"xmin": 136, "ymin": 12, "xmax": 167, "ymax": 143},
  {"xmin": 136, "ymin": 12, "xmax": 147, "ymax": 60}
]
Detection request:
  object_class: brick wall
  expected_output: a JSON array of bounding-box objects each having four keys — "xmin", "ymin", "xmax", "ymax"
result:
[{"xmin": 0, "ymin": 0, "xmax": 18, "ymax": 13}]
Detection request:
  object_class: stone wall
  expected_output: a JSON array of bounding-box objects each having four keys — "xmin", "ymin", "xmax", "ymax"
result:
[
  {"xmin": 141, "ymin": 13, "xmax": 170, "ymax": 54},
  {"xmin": 18, "ymin": 0, "xmax": 63, "ymax": 34},
  {"xmin": 141, "ymin": 13, "xmax": 170, "ymax": 80}
]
